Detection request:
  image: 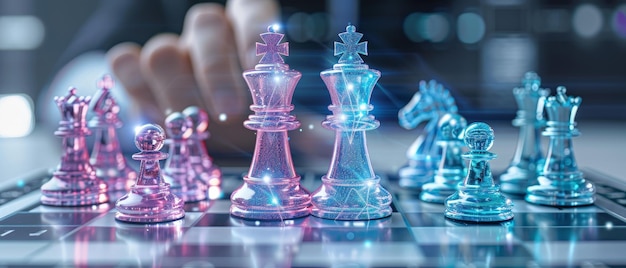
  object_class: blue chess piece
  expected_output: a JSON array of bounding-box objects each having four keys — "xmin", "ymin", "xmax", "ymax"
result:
[
  {"xmin": 420, "ymin": 113, "xmax": 467, "ymax": 203},
  {"xmin": 525, "ymin": 87, "xmax": 595, "ymax": 206},
  {"xmin": 310, "ymin": 24, "xmax": 392, "ymax": 220},
  {"xmin": 499, "ymin": 72, "xmax": 550, "ymax": 194},
  {"xmin": 398, "ymin": 80, "xmax": 458, "ymax": 189},
  {"xmin": 445, "ymin": 122, "xmax": 514, "ymax": 222}
]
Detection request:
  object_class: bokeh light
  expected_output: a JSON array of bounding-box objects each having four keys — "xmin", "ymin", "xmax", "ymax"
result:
[
  {"xmin": 572, "ymin": 4, "xmax": 603, "ymax": 38},
  {"xmin": 457, "ymin": 12, "xmax": 486, "ymax": 44},
  {"xmin": 0, "ymin": 94, "xmax": 34, "ymax": 137},
  {"xmin": 611, "ymin": 5, "xmax": 626, "ymax": 39}
]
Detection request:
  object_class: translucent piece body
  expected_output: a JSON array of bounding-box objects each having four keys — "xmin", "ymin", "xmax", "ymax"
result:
[
  {"xmin": 310, "ymin": 25, "xmax": 391, "ymax": 220},
  {"xmin": 445, "ymin": 122, "xmax": 514, "ymax": 222},
  {"xmin": 420, "ymin": 113, "xmax": 467, "ymax": 204},
  {"xmin": 89, "ymin": 75, "xmax": 137, "ymax": 198},
  {"xmin": 500, "ymin": 72, "xmax": 550, "ymax": 194},
  {"xmin": 183, "ymin": 106, "xmax": 222, "ymax": 187},
  {"xmin": 526, "ymin": 87, "xmax": 595, "ymax": 206},
  {"xmin": 230, "ymin": 28, "xmax": 310, "ymax": 220},
  {"xmin": 41, "ymin": 88, "xmax": 109, "ymax": 206},
  {"xmin": 163, "ymin": 113, "xmax": 207, "ymax": 202},
  {"xmin": 115, "ymin": 124, "xmax": 185, "ymax": 223},
  {"xmin": 398, "ymin": 80, "xmax": 458, "ymax": 189}
]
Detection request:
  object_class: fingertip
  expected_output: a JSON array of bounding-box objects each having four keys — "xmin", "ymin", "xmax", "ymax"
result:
[
  {"xmin": 181, "ymin": 3, "xmax": 249, "ymax": 123},
  {"xmin": 226, "ymin": 0, "xmax": 281, "ymax": 69},
  {"xmin": 139, "ymin": 34, "xmax": 182, "ymax": 75},
  {"xmin": 106, "ymin": 42, "xmax": 162, "ymax": 125}
]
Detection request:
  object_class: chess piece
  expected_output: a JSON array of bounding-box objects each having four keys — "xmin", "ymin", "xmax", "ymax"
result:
[
  {"xmin": 310, "ymin": 24, "xmax": 392, "ymax": 220},
  {"xmin": 182, "ymin": 106, "xmax": 222, "ymax": 187},
  {"xmin": 420, "ymin": 113, "xmax": 467, "ymax": 204},
  {"xmin": 398, "ymin": 80, "xmax": 458, "ymax": 189},
  {"xmin": 526, "ymin": 87, "xmax": 595, "ymax": 206},
  {"xmin": 163, "ymin": 112, "xmax": 207, "ymax": 202},
  {"xmin": 230, "ymin": 25, "xmax": 310, "ymax": 220},
  {"xmin": 89, "ymin": 75, "xmax": 137, "ymax": 196},
  {"xmin": 445, "ymin": 122, "xmax": 514, "ymax": 222},
  {"xmin": 500, "ymin": 72, "xmax": 550, "ymax": 194},
  {"xmin": 115, "ymin": 124, "xmax": 185, "ymax": 223},
  {"xmin": 40, "ymin": 88, "xmax": 109, "ymax": 206}
]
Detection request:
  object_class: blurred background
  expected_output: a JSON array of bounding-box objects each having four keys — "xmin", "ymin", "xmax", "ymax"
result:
[
  {"xmin": 0, "ymin": 0, "xmax": 625, "ymax": 140},
  {"xmin": 0, "ymin": 0, "xmax": 624, "ymax": 182}
]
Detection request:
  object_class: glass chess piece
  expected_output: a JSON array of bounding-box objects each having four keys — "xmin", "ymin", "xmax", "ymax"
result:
[
  {"xmin": 420, "ymin": 113, "xmax": 467, "ymax": 204},
  {"xmin": 525, "ymin": 87, "xmax": 595, "ymax": 206},
  {"xmin": 89, "ymin": 75, "xmax": 137, "ymax": 197},
  {"xmin": 163, "ymin": 112, "xmax": 207, "ymax": 202},
  {"xmin": 398, "ymin": 80, "xmax": 458, "ymax": 189},
  {"xmin": 310, "ymin": 24, "xmax": 392, "ymax": 220},
  {"xmin": 182, "ymin": 106, "xmax": 222, "ymax": 188},
  {"xmin": 115, "ymin": 124, "xmax": 185, "ymax": 223},
  {"xmin": 40, "ymin": 87, "xmax": 109, "ymax": 206},
  {"xmin": 499, "ymin": 72, "xmax": 550, "ymax": 194},
  {"xmin": 445, "ymin": 122, "xmax": 514, "ymax": 222},
  {"xmin": 230, "ymin": 25, "xmax": 310, "ymax": 220}
]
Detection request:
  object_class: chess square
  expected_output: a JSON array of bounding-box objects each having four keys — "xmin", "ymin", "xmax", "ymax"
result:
[
  {"xmin": 0, "ymin": 226, "xmax": 75, "ymax": 241},
  {"xmin": 88, "ymin": 212, "xmax": 203, "ymax": 228},
  {"xmin": 0, "ymin": 212, "xmax": 102, "ymax": 226}
]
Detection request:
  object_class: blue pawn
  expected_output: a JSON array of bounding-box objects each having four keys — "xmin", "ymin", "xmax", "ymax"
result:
[{"xmin": 445, "ymin": 122, "xmax": 514, "ymax": 222}]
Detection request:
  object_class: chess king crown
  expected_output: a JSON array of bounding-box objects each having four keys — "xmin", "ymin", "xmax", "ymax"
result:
[{"xmin": 543, "ymin": 86, "xmax": 581, "ymax": 136}]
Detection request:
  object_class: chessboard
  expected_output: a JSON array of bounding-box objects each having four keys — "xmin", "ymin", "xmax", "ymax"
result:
[{"xmin": 1, "ymin": 166, "xmax": 625, "ymax": 267}]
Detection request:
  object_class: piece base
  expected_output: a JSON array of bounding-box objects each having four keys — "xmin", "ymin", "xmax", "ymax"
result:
[
  {"xmin": 499, "ymin": 166, "xmax": 539, "ymax": 195},
  {"xmin": 40, "ymin": 177, "xmax": 109, "ymax": 206},
  {"xmin": 398, "ymin": 167, "xmax": 434, "ymax": 189},
  {"xmin": 230, "ymin": 178, "xmax": 311, "ymax": 220},
  {"xmin": 310, "ymin": 206, "xmax": 392, "ymax": 221},
  {"xmin": 419, "ymin": 183, "xmax": 457, "ymax": 204},
  {"xmin": 229, "ymin": 205, "xmax": 310, "ymax": 221},
  {"xmin": 444, "ymin": 187, "xmax": 514, "ymax": 223},
  {"xmin": 525, "ymin": 184, "xmax": 595, "ymax": 207},
  {"xmin": 114, "ymin": 188, "xmax": 186, "ymax": 223},
  {"xmin": 310, "ymin": 175, "xmax": 393, "ymax": 221}
]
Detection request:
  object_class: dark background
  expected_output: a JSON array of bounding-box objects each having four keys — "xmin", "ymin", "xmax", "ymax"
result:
[{"xmin": 0, "ymin": 0, "xmax": 625, "ymax": 124}]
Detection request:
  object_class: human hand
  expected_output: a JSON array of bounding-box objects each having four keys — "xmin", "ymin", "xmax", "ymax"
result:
[{"xmin": 105, "ymin": 0, "xmax": 279, "ymax": 155}]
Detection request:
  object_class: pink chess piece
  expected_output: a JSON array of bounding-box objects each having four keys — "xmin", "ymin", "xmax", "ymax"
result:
[
  {"xmin": 230, "ymin": 25, "xmax": 310, "ymax": 220},
  {"xmin": 182, "ymin": 106, "xmax": 222, "ymax": 188},
  {"xmin": 163, "ymin": 112, "xmax": 207, "ymax": 202},
  {"xmin": 115, "ymin": 124, "xmax": 185, "ymax": 223},
  {"xmin": 41, "ymin": 87, "xmax": 109, "ymax": 206},
  {"xmin": 90, "ymin": 75, "xmax": 137, "ymax": 197}
]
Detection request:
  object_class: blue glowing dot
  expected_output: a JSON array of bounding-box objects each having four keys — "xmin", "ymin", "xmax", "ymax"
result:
[{"xmin": 16, "ymin": 180, "xmax": 25, "ymax": 187}]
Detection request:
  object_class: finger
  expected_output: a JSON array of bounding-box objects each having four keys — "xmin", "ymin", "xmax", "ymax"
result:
[
  {"xmin": 106, "ymin": 42, "xmax": 162, "ymax": 123},
  {"xmin": 181, "ymin": 3, "xmax": 248, "ymax": 123},
  {"xmin": 140, "ymin": 33, "xmax": 205, "ymax": 119},
  {"xmin": 225, "ymin": 0, "xmax": 281, "ymax": 69}
]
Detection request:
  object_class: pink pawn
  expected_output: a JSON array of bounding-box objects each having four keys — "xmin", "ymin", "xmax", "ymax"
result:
[
  {"xmin": 182, "ymin": 106, "xmax": 222, "ymax": 187},
  {"xmin": 163, "ymin": 112, "xmax": 207, "ymax": 202},
  {"xmin": 115, "ymin": 124, "xmax": 185, "ymax": 223}
]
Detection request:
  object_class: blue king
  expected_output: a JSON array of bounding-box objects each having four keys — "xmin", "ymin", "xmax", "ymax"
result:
[{"xmin": 310, "ymin": 24, "xmax": 392, "ymax": 220}]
